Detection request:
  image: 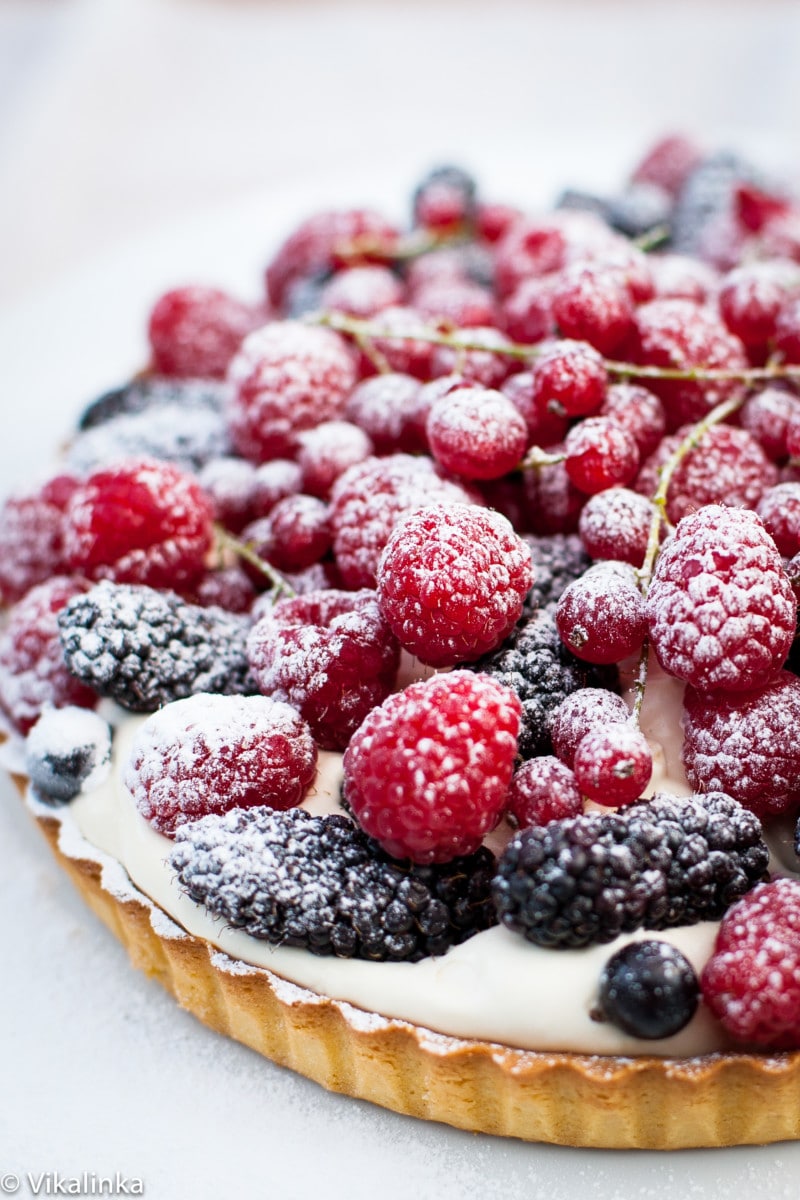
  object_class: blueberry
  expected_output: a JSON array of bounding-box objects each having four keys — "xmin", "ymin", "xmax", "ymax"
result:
[
  {"xmin": 25, "ymin": 707, "xmax": 112, "ymax": 804},
  {"xmin": 597, "ymin": 940, "xmax": 699, "ymax": 1039}
]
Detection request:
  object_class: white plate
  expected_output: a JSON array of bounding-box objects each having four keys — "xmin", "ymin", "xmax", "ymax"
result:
[{"xmin": 2, "ymin": 150, "xmax": 800, "ymax": 1199}]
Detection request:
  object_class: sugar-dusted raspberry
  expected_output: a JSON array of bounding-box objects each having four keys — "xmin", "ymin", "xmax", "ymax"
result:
[
  {"xmin": 588, "ymin": 242, "xmax": 656, "ymax": 305},
  {"xmin": 775, "ymin": 297, "xmax": 800, "ymax": 364},
  {"xmin": 404, "ymin": 243, "xmax": 491, "ymax": 294},
  {"xmin": 682, "ymin": 671, "xmax": 800, "ymax": 816},
  {"xmin": 226, "ymin": 321, "xmax": 356, "ymax": 461},
  {"xmin": 0, "ymin": 577, "xmax": 97, "ymax": 735},
  {"xmin": 147, "ymin": 286, "xmax": 259, "ymax": 380},
  {"xmin": 376, "ymin": 504, "xmax": 533, "ymax": 668},
  {"xmin": 412, "ymin": 165, "xmax": 477, "ymax": 234},
  {"xmin": 126, "ymin": 693, "xmax": 318, "ymax": 837},
  {"xmin": 343, "ymin": 670, "xmax": 521, "ymax": 863},
  {"xmin": 477, "ymin": 201, "xmax": 523, "ymax": 245},
  {"xmin": 196, "ymin": 456, "xmax": 303, "ymax": 534},
  {"xmin": 492, "ymin": 216, "xmax": 568, "ymax": 299},
  {"xmin": 572, "ymin": 722, "xmax": 652, "ymax": 807},
  {"xmin": 343, "ymin": 373, "xmax": 426, "ymax": 455},
  {"xmin": 718, "ymin": 262, "xmax": 798, "ymax": 351},
  {"xmin": 578, "ymin": 487, "xmax": 653, "ymax": 567},
  {"xmin": 549, "ymin": 687, "xmax": 631, "ymax": 767},
  {"xmin": 430, "ymin": 326, "xmax": 515, "ymax": 389},
  {"xmin": 500, "ymin": 371, "xmax": 568, "ymax": 446},
  {"xmin": 501, "ymin": 275, "xmax": 557, "ymax": 344},
  {"xmin": 413, "ymin": 279, "xmax": 497, "ymax": 329},
  {"xmin": 551, "ymin": 262, "xmax": 635, "ymax": 355},
  {"xmin": 329, "ymin": 453, "xmax": 476, "ymax": 589},
  {"xmin": 63, "ymin": 458, "xmax": 214, "ymax": 590},
  {"xmin": 265, "ymin": 209, "xmax": 399, "ymax": 310},
  {"xmin": 522, "ymin": 455, "xmax": 586, "ymax": 536},
  {"xmin": 630, "ymin": 134, "xmax": 704, "ymax": 198},
  {"xmin": 646, "ymin": 505, "xmax": 797, "ymax": 694},
  {"xmin": 629, "ymin": 299, "xmax": 748, "ymax": 428},
  {"xmin": 319, "ymin": 265, "xmax": 404, "ymax": 318},
  {"xmin": 295, "ymin": 420, "xmax": 373, "ymax": 499},
  {"xmin": 426, "ymin": 385, "xmax": 528, "ymax": 480},
  {"xmin": 599, "ymin": 383, "xmax": 666, "ymax": 460},
  {"xmin": 635, "ymin": 423, "xmax": 777, "ymax": 524},
  {"xmin": 740, "ymin": 386, "xmax": 800, "ymax": 461},
  {"xmin": 563, "ymin": 417, "xmax": 640, "ymax": 494},
  {"xmin": 189, "ymin": 565, "xmax": 257, "ymax": 614},
  {"xmin": 556, "ymin": 563, "xmax": 647, "ymax": 665},
  {"xmin": 359, "ymin": 306, "xmax": 437, "ymax": 379},
  {"xmin": 701, "ymin": 879, "xmax": 800, "ymax": 1048},
  {"xmin": 0, "ymin": 474, "xmax": 80, "ymax": 605},
  {"xmin": 247, "ymin": 588, "xmax": 399, "ymax": 751},
  {"xmin": 757, "ymin": 481, "xmax": 800, "ymax": 556},
  {"xmin": 240, "ymin": 494, "xmax": 331, "ymax": 575},
  {"xmin": 648, "ymin": 253, "xmax": 718, "ymax": 303},
  {"xmin": 507, "ymin": 756, "xmax": 583, "ymax": 828},
  {"xmin": 531, "ymin": 339, "xmax": 608, "ymax": 419}
]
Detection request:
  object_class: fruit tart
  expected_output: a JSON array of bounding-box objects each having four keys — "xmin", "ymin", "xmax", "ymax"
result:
[{"xmin": 7, "ymin": 136, "xmax": 800, "ymax": 1150}]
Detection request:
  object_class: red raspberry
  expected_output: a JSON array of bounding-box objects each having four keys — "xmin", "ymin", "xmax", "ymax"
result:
[
  {"xmin": 147, "ymin": 286, "xmax": 259, "ymax": 380},
  {"xmin": 0, "ymin": 474, "xmax": 80, "ymax": 605},
  {"xmin": 493, "ymin": 217, "xmax": 568, "ymax": 299},
  {"xmin": 587, "ymin": 242, "xmax": 655, "ymax": 305},
  {"xmin": 572, "ymin": 722, "xmax": 652, "ymax": 807},
  {"xmin": 599, "ymin": 383, "xmax": 666, "ymax": 460},
  {"xmin": 295, "ymin": 420, "xmax": 373, "ymax": 499},
  {"xmin": 649, "ymin": 253, "xmax": 718, "ymax": 303},
  {"xmin": 63, "ymin": 459, "xmax": 214, "ymax": 590},
  {"xmin": 507, "ymin": 756, "xmax": 582, "ymax": 828},
  {"xmin": 189, "ymin": 565, "xmax": 257, "ymax": 614},
  {"xmin": 551, "ymin": 262, "xmax": 635, "ymax": 355},
  {"xmin": 563, "ymin": 416, "xmax": 640, "ymax": 494},
  {"xmin": 343, "ymin": 373, "xmax": 426, "ymax": 455},
  {"xmin": 329, "ymin": 453, "xmax": 476, "ymax": 589},
  {"xmin": 226, "ymin": 321, "xmax": 356, "ymax": 461},
  {"xmin": 0, "ymin": 577, "xmax": 97, "ymax": 735},
  {"xmin": 429, "ymin": 326, "xmax": 515, "ymax": 389},
  {"xmin": 757, "ymin": 482, "xmax": 800, "ymax": 556},
  {"xmin": 630, "ymin": 134, "xmax": 704, "ymax": 198},
  {"xmin": 500, "ymin": 275, "xmax": 556, "ymax": 344},
  {"xmin": 476, "ymin": 201, "xmax": 523, "ymax": 245},
  {"xmin": 629, "ymin": 299, "xmax": 748, "ymax": 428},
  {"xmin": 531, "ymin": 339, "xmax": 608, "ymax": 419},
  {"xmin": 701, "ymin": 879, "xmax": 800, "ymax": 1048},
  {"xmin": 265, "ymin": 209, "xmax": 399, "ymax": 310},
  {"xmin": 775, "ymin": 296, "xmax": 800, "ymax": 364},
  {"xmin": 342, "ymin": 670, "xmax": 521, "ymax": 863},
  {"xmin": 635, "ymin": 423, "xmax": 777, "ymax": 524},
  {"xmin": 246, "ymin": 589, "xmax": 399, "ymax": 751},
  {"xmin": 413, "ymin": 167, "xmax": 476, "ymax": 235},
  {"xmin": 250, "ymin": 494, "xmax": 332, "ymax": 573},
  {"xmin": 126, "ymin": 693, "xmax": 318, "ymax": 837},
  {"xmin": 426, "ymin": 385, "xmax": 528, "ymax": 480},
  {"xmin": 522, "ymin": 455, "xmax": 586, "ymax": 536},
  {"xmin": 500, "ymin": 372, "xmax": 568, "ymax": 445},
  {"xmin": 413, "ymin": 279, "xmax": 498, "ymax": 328},
  {"xmin": 718, "ymin": 262, "xmax": 798, "ymax": 351},
  {"xmin": 740, "ymin": 386, "xmax": 800, "ymax": 461},
  {"xmin": 376, "ymin": 504, "xmax": 533, "ymax": 668},
  {"xmin": 682, "ymin": 671, "xmax": 800, "ymax": 816},
  {"xmin": 197, "ymin": 456, "xmax": 303, "ymax": 534},
  {"xmin": 549, "ymin": 687, "xmax": 631, "ymax": 767},
  {"xmin": 578, "ymin": 486, "xmax": 653, "ymax": 567},
  {"xmin": 359, "ymin": 306, "xmax": 437, "ymax": 379},
  {"xmin": 319, "ymin": 265, "xmax": 404, "ymax": 318},
  {"xmin": 646, "ymin": 505, "xmax": 796, "ymax": 694},
  {"xmin": 555, "ymin": 563, "xmax": 647, "ymax": 665}
]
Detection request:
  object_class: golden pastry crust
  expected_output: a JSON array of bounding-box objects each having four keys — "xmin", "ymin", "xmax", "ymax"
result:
[{"xmin": 15, "ymin": 767, "xmax": 800, "ymax": 1151}]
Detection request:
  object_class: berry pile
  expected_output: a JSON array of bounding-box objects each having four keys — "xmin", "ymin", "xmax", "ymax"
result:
[{"xmin": 7, "ymin": 137, "xmax": 800, "ymax": 1047}]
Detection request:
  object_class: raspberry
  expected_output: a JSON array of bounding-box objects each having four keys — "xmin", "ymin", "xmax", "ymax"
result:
[
  {"xmin": 531, "ymin": 339, "xmax": 608, "ymax": 419},
  {"xmin": 413, "ymin": 279, "xmax": 497, "ymax": 329},
  {"xmin": 343, "ymin": 373, "xmax": 426, "ymax": 455},
  {"xmin": 265, "ymin": 209, "xmax": 399, "ymax": 311},
  {"xmin": 555, "ymin": 563, "xmax": 647, "ymax": 665},
  {"xmin": 63, "ymin": 458, "xmax": 214, "ymax": 590},
  {"xmin": 522, "ymin": 455, "xmax": 586, "ymax": 535},
  {"xmin": 701, "ymin": 879, "xmax": 800, "ymax": 1048},
  {"xmin": 501, "ymin": 371, "xmax": 568, "ymax": 445},
  {"xmin": 646, "ymin": 505, "xmax": 796, "ymax": 693},
  {"xmin": 126, "ymin": 693, "xmax": 318, "ymax": 837},
  {"xmin": 630, "ymin": 134, "xmax": 704, "ymax": 198},
  {"xmin": 775, "ymin": 296, "xmax": 800, "ymax": 364},
  {"xmin": 578, "ymin": 487, "xmax": 653, "ymax": 567},
  {"xmin": 599, "ymin": 383, "xmax": 666, "ymax": 460},
  {"xmin": 171, "ymin": 807, "xmax": 496, "ymax": 961},
  {"xmin": 740, "ymin": 386, "xmax": 800, "ymax": 461},
  {"xmin": 476, "ymin": 201, "xmax": 522, "ymax": 245},
  {"xmin": 0, "ymin": 577, "xmax": 97, "ymax": 735},
  {"xmin": 147, "ymin": 286, "xmax": 258, "ymax": 380},
  {"xmin": 551, "ymin": 262, "xmax": 635, "ymax": 355},
  {"xmin": 493, "ymin": 791, "xmax": 768, "ymax": 949},
  {"xmin": 718, "ymin": 262, "xmax": 798, "ymax": 351},
  {"xmin": 649, "ymin": 253, "xmax": 718, "ymax": 304},
  {"xmin": 599, "ymin": 941, "xmax": 699, "ymax": 1040},
  {"xmin": 376, "ymin": 504, "xmax": 533, "ymax": 668},
  {"xmin": 246, "ymin": 589, "xmax": 400, "ymax": 751},
  {"xmin": 757, "ymin": 482, "xmax": 800, "ymax": 556},
  {"xmin": 425, "ymin": 385, "xmax": 528, "ymax": 480},
  {"xmin": 226, "ymin": 321, "xmax": 356, "ymax": 461},
  {"xmin": 359, "ymin": 306, "xmax": 437, "ymax": 379},
  {"xmin": 0, "ymin": 474, "xmax": 80, "ymax": 605},
  {"xmin": 189, "ymin": 565, "xmax": 257, "ymax": 614},
  {"xmin": 682, "ymin": 671, "xmax": 800, "ymax": 817},
  {"xmin": 572, "ymin": 722, "xmax": 653, "ymax": 806},
  {"xmin": 506, "ymin": 756, "xmax": 583, "ymax": 828},
  {"xmin": 492, "ymin": 217, "xmax": 568, "ymax": 299},
  {"xmin": 295, "ymin": 420, "xmax": 373, "ymax": 499},
  {"xmin": 24, "ymin": 706, "xmax": 112, "ymax": 804},
  {"xmin": 196, "ymin": 456, "xmax": 302, "ymax": 534},
  {"xmin": 58, "ymin": 581, "xmax": 256, "ymax": 712},
  {"xmin": 248, "ymin": 494, "xmax": 332, "ymax": 574},
  {"xmin": 501, "ymin": 275, "xmax": 556, "ymax": 344},
  {"xmin": 549, "ymin": 687, "xmax": 631, "ymax": 767},
  {"xmin": 629, "ymin": 299, "xmax": 748, "ymax": 428},
  {"xmin": 563, "ymin": 417, "xmax": 640, "ymax": 494},
  {"xmin": 319, "ymin": 265, "xmax": 404, "ymax": 318},
  {"xmin": 430, "ymin": 326, "xmax": 515, "ymax": 389},
  {"xmin": 342, "ymin": 670, "xmax": 521, "ymax": 864},
  {"xmin": 329, "ymin": 453, "xmax": 475, "ymax": 589},
  {"xmin": 412, "ymin": 165, "xmax": 477, "ymax": 234},
  {"xmin": 635, "ymin": 424, "xmax": 777, "ymax": 525}
]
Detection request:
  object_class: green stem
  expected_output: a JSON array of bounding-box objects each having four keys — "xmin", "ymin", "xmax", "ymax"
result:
[{"xmin": 214, "ymin": 525, "xmax": 297, "ymax": 600}]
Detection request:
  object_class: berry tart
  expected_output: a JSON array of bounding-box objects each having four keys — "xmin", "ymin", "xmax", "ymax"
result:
[{"xmin": 7, "ymin": 138, "xmax": 800, "ymax": 1150}]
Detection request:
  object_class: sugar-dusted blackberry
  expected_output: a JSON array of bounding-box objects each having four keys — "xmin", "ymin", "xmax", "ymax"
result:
[
  {"xmin": 171, "ymin": 807, "xmax": 496, "ymax": 962},
  {"xmin": 670, "ymin": 150, "xmax": 761, "ymax": 256},
  {"xmin": 77, "ymin": 377, "xmax": 227, "ymax": 431},
  {"xmin": 469, "ymin": 609, "xmax": 616, "ymax": 759},
  {"xmin": 57, "ymin": 581, "xmax": 257, "ymax": 712},
  {"xmin": 24, "ymin": 706, "xmax": 112, "ymax": 804},
  {"xmin": 493, "ymin": 791, "xmax": 768, "ymax": 949},
  {"xmin": 597, "ymin": 940, "xmax": 700, "ymax": 1040},
  {"xmin": 67, "ymin": 400, "xmax": 230, "ymax": 476},
  {"xmin": 520, "ymin": 533, "xmax": 591, "ymax": 616}
]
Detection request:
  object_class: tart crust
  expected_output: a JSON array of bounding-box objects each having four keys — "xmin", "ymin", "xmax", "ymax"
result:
[{"xmin": 13, "ymin": 766, "xmax": 800, "ymax": 1152}]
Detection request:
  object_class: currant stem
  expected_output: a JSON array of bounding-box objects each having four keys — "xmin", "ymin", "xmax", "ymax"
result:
[{"xmin": 213, "ymin": 525, "xmax": 297, "ymax": 600}]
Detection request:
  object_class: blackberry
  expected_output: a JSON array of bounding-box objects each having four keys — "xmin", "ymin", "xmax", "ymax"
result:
[
  {"xmin": 493, "ymin": 791, "xmax": 768, "ymax": 949},
  {"xmin": 670, "ymin": 150, "xmax": 762, "ymax": 255},
  {"xmin": 24, "ymin": 706, "xmax": 112, "ymax": 804},
  {"xmin": 68, "ymin": 402, "xmax": 230, "ymax": 475},
  {"xmin": 521, "ymin": 533, "xmax": 592, "ymax": 616},
  {"xmin": 170, "ymin": 807, "xmax": 497, "ymax": 962},
  {"xmin": 77, "ymin": 377, "xmax": 226, "ymax": 430},
  {"xmin": 58, "ymin": 581, "xmax": 257, "ymax": 712},
  {"xmin": 470, "ymin": 609, "xmax": 616, "ymax": 758},
  {"xmin": 606, "ymin": 184, "xmax": 672, "ymax": 240},
  {"xmin": 596, "ymin": 940, "xmax": 700, "ymax": 1039}
]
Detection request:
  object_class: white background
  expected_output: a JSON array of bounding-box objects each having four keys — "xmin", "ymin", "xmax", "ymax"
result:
[{"xmin": 2, "ymin": 1, "xmax": 800, "ymax": 1196}]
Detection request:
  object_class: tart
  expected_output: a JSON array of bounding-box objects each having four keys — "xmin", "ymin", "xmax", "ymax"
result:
[{"xmin": 6, "ymin": 138, "xmax": 800, "ymax": 1151}]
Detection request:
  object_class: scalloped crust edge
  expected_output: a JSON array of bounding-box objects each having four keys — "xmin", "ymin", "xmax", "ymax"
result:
[{"xmin": 15, "ymin": 768, "xmax": 800, "ymax": 1150}]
